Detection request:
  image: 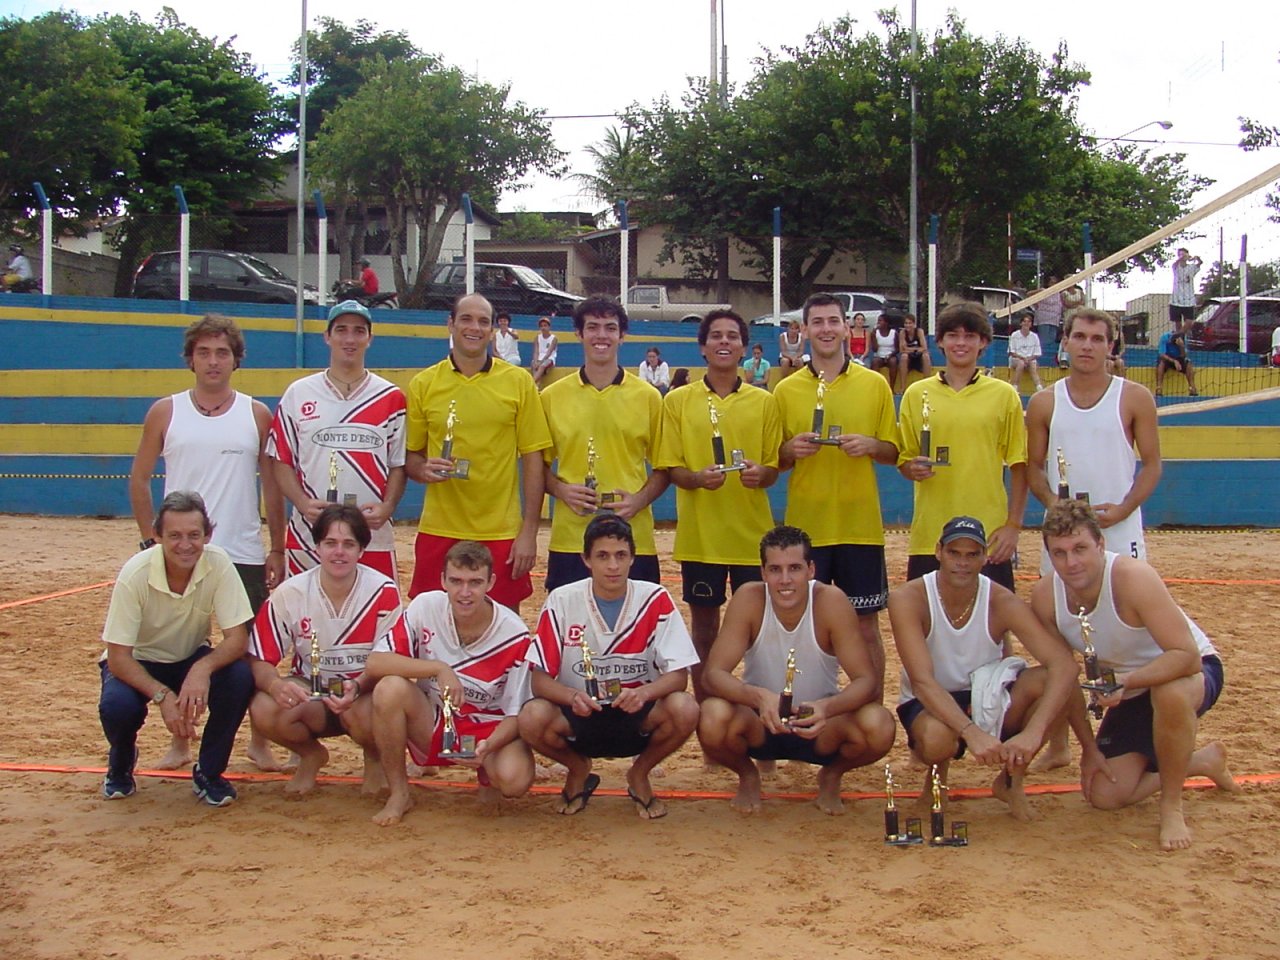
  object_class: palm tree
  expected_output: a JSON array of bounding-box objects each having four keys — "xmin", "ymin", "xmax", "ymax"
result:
[{"xmin": 569, "ymin": 126, "xmax": 648, "ymax": 221}]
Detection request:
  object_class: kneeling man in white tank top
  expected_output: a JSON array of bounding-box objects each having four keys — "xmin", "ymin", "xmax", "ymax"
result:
[{"xmin": 1032, "ymin": 499, "xmax": 1238, "ymax": 851}]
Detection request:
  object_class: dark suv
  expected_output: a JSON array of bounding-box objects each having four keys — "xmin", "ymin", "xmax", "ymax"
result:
[
  {"xmin": 133, "ymin": 250, "xmax": 320, "ymax": 304},
  {"xmin": 1187, "ymin": 296, "xmax": 1280, "ymax": 353},
  {"xmin": 423, "ymin": 262, "xmax": 582, "ymax": 316}
]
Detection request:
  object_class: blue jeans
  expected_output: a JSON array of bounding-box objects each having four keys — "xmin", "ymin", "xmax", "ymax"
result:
[{"xmin": 98, "ymin": 647, "xmax": 253, "ymax": 778}]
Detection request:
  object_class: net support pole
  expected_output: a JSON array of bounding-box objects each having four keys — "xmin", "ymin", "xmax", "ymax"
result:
[{"xmin": 772, "ymin": 207, "xmax": 782, "ymax": 324}]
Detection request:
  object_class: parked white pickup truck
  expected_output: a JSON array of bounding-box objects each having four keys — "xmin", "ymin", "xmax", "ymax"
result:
[{"xmin": 625, "ymin": 285, "xmax": 731, "ymax": 323}]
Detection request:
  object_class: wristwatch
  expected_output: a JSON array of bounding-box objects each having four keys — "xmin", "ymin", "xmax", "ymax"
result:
[
  {"xmin": 140, "ymin": 538, "xmax": 157, "ymax": 551},
  {"xmin": 151, "ymin": 688, "xmax": 169, "ymax": 705}
]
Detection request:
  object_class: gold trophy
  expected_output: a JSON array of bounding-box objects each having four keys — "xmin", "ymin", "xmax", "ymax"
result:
[
  {"xmin": 580, "ymin": 641, "xmax": 620, "ymax": 706},
  {"xmin": 437, "ymin": 400, "xmax": 471, "ymax": 480},
  {"xmin": 883, "ymin": 764, "xmax": 924, "ymax": 845},
  {"xmin": 778, "ymin": 647, "xmax": 800, "ymax": 720},
  {"xmin": 919, "ymin": 389, "xmax": 950, "ymax": 467},
  {"xmin": 307, "ymin": 630, "xmax": 327, "ymax": 700},
  {"xmin": 708, "ymin": 399, "xmax": 746, "ymax": 472},
  {"xmin": 438, "ymin": 686, "xmax": 476, "ymax": 759},
  {"xmin": 583, "ymin": 436, "xmax": 619, "ymax": 510},
  {"xmin": 810, "ymin": 372, "xmax": 842, "ymax": 445},
  {"xmin": 1056, "ymin": 447, "xmax": 1071, "ymax": 501},
  {"xmin": 1076, "ymin": 606, "xmax": 1120, "ymax": 717},
  {"xmin": 326, "ymin": 451, "xmax": 339, "ymax": 502},
  {"xmin": 927, "ymin": 764, "xmax": 969, "ymax": 846}
]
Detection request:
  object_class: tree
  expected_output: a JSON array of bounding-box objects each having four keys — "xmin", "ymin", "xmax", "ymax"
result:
[
  {"xmin": 0, "ymin": 12, "xmax": 142, "ymax": 236},
  {"xmin": 568, "ymin": 126, "xmax": 650, "ymax": 223},
  {"xmin": 102, "ymin": 10, "xmax": 290, "ymax": 294},
  {"xmin": 620, "ymin": 14, "xmax": 1204, "ymax": 306},
  {"xmin": 1199, "ymin": 259, "xmax": 1280, "ymax": 299},
  {"xmin": 491, "ymin": 212, "xmax": 585, "ymax": 243},
  {"xmin": 1239, "ymin": 113, "xmax": 1280, "ymax": 223},
  {"xmin": 310, "ymin": 57, "xmax": 565, "ymax": 307}
]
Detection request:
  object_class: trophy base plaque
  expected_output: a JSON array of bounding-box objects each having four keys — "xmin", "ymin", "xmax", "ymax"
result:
[
  {"xmin": 813, "ymin": 425, "xmax": 843, "ymax": 446},
  {"xmin": 440, "ymin": 734, "xmax": 478, "ymax": 760},
  {"xmin": 714, "ymin": 449, "xmax": 748, "ymax": 473},
  {"xmin": 588, "ymin": 678, "xmax": 623, "ymax": 706},
  {"xmin": 342, "ymin": 493, "xmax": 358, "ymax": 507},
  {"xmin": 437, "ymin": 459, "xmax": 471, "ymax": 480},
  {"xmin": 328, "ymin": 677, "xmax": 345, "ymax": 697},
  {"xmin": 1080, "ymin": 677, "xmax": 1122, "ymax": 696},
  {"xmin": 929, "ymin": 821, "xmax": 969, "ymax": 847},
  {"xmin": 325, "ymin": 491, "xmax": 339, "ymax": 503},
  {"xmin": 307, "ymin": 688, "xmax": 328, "ymax": 702},
  {"xmin": 931, "ymin": 446, "xmax": 952, "ymax": 468},
  {"xmin": 1075, "ymin": 492, "xmax": 1091, "ymax": 504},
  {"xmin": 885, "ymin": 817, "xmax": 924, "ymax": 846}
]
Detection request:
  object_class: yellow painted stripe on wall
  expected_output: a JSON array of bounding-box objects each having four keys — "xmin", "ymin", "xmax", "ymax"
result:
[{"xmin": 2, "ymin": 423, "xmax": 1276, "ymax": 460}]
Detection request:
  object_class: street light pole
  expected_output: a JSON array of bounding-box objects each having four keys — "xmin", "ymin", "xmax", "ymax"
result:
[
  {"xmin": 1095, "ymin": 119, "xmax": 1172, "ymax": 147},
  {"xmin": 907, "ymin": 0, "xmax": 919, "ymax": 319}
]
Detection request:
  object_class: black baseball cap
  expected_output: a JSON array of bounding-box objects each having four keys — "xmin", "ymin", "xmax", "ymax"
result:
[{"xmin": 939, "ymin": 516, "xmax": 987, "ymax": 547}]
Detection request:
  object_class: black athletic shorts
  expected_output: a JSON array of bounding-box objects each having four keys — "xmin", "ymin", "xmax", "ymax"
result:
[
  {"xmin": 681, "ymin": 561, "xmax": 760, "ymax": 608},
  {"xmin": 897, "ymin": 690, "xmax": 973, "ymax": 761},
  {"xmin": 748, "ymin": 731, "xmax": 839, "ymax": 766},
  {"xmin": 560, "ymin": 701, "xmax": 655, "ymax": 758},
  {"xmin": 811, "ymin": 544, "xmax": 888, "ymax": 613},
  {"xmin": 1096, "ymin": 655, "xmax": 1224, "ymax": 772}
]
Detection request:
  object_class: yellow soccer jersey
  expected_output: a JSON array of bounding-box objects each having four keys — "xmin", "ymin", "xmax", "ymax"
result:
[
  {"xmin": 405, "ymin": 356, "xmax": 552, "ymax": 539},
  {"xmin": 774, "ymin": 362, "xmax": 900, "ymax": 546},
  {"xmin": 897, "ymin": 372, "xmax": 1028, "ymax": 555},
  {"xmin": 541, "ymin": 368, "xmax": 663, "ymax": 555},
  {"xmin": 656, "ymin": 378, "xmax": 782, "ymax": 565}
]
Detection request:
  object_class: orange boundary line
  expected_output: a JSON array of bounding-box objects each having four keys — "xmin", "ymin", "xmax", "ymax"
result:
[
  {"xmin": 2, "ymin": 762, "xmax": 1276, "ymax": 800},
  {"xmin": 0, "ymin": 581, "xmax": 113, "ymax": 610}
]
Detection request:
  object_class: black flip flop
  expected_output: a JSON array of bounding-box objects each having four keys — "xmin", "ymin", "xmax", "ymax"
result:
[
  {"xmin": 559, "ymin": 773, "xmax": 600, "ymax": 815},
  {"xmin": 627, "ymin": 787, "xmax": 667, "ymax": 819}
]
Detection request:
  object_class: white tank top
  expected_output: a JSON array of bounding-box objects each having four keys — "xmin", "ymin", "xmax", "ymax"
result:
[
  {"xmin": 1052, "ymin": 552, "xmax": 1214, "ymax": 697},
  {"xmin": 494, "ymin": 329, "xmax": 521, "ymax": 365},
  {"xmin": 874, "ymin": 329, "xmax": 896, "ymax": 358},
  {"xmin": 164, "ymin": 391, "xmax": 264, "ymax": 564},
  {"xmin": 1042, "ymin": 377, "xmax": 1145, "ymax": 570},
  {"xmin": 899, "ymin": 572, "xmax": 1000, "ymax": 702},
  {"xmin": 742, "ymin": 581, "xmax": 840, "ymax": 702},
  {"xmin": 534, "ymin": 331, "xmax": 557, "ymax": 364}
]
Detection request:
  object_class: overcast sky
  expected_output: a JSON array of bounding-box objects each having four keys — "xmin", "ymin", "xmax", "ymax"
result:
[{"xmin": 10, "ymin": 0, "xmax": 1280, "ymax": 304}]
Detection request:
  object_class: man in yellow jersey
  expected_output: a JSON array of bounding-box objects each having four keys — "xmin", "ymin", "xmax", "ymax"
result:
[
  {"xmin": 774, "ymin": 293, "xmax": 899, "ymax": 692},
  {"xmin": 657, "ymin": 309, "xmax": 782, "ymax": 698},
  {"xmin": 404, "ymin": 293, "xmax": 552, "ymax": 611},
  {"xmin": 898, "ymin": 302, "xmax": 1028, "ymax": 590},
  {"xmin": 541, "ymin": 297, "xmax": 668, "ymax": 591}
]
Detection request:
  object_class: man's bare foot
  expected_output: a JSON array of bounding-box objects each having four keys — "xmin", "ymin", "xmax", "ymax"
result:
[
  {"xmin": 1196, "ymin": 741, "xmax": 1241, "ymax": 793},
  {"xmin": 361, "ymin": 758, "xmax": 388, "ymax": 797},
  {"xmin": 283, "ymin": 744, "xmax": 328, "ymax": 796},
  {"xmin": 992, "ymin": 771, "xmax": 1034, "ymax": 822},
  {"xmin": 1029, "ymin": 741, "xmax": 1073, "ymax": 773},
  {"xmin": 476, "ymin": 783, "xmax": 502, "ymax": 807},
  {"xmin": 755, "ymin": 759, "xmax": 778, "ymax": 779},
  {"xmin": 730, "ymin": 766, "xmax": 763, "ymax": 814},
  {"xmin": 1159, "ymin": 805, "xmax": 1193, "ymax": 851},
  {"xmin": 814, "ymin": 766, "xmax": 846, "ymax": 816},
  {"xmin": 154, "ymin": 740, "xmax": 192, "ymax": 771},
  {"xmin": 372, "ymin": 791, "xmax": 414, "ymax": 826},
  {"xmin": 245, "ymin": 740, "xmax": 283, "ymax": 773},
  {"xmin": 626, "ymin": 768, "xmax": 667, "ymax": 820}
]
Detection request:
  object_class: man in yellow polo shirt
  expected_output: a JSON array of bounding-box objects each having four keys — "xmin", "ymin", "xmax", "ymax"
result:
[
  {"xmin": 657, "ymin": 309, "xmax": 782, "ymax": 698},
  {"xmin": 774, "ymin": 293, "xmax": 900, "ymax": 690},
  {"xmin": 898, "ymin": 301, "xmax": 1028, "ymax": 590},
  {"xmin": 98, "ymin": 490, "xmax": 254, "ymax": 805},
  {"xmin": 541, "ymin": 296, "xmax": 668, "ymax": 591},
  {"xmin": 404, "ymin": 293, "xmax": 552, "ymax": 611}
]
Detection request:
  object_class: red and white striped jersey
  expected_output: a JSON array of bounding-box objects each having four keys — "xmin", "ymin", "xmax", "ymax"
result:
[
  {"xmin": 268, "ymin": 371, "xmax": 407, "ymax": 559},
  {"xmin": 374, "ymin": 592, "xmax": 533, "ymax": 722},
  {"xmin": 525, "ymin": 579, "xmax": 698, "ymax": 692},
  {"xmin": 249, "ymin": 565, "xmax": 402, "ymax": 683}
]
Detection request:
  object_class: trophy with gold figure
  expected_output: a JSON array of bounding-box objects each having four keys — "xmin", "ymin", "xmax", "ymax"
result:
[
  {"xmin": 438, "ymin": 686, "xmax": 477, "ymax": 759},
  {"xmin": 919, "ymin": 390, "xmax": 950, "ymax": 468},
  {"xmin": 580, "ymin": 641, "xmax": 621, "ymax": 706},
  {"xmin": 883, "ymin": 764, "xmax": 923, "ymax": 845},
  {"xmin": 1076, "ymin": 606, "xmax": 1121, "ymax": 718},
  {"xmin": 708, "ymin": 399, "xmax": 746, "ymax": 472},
  {"xmin": 326, "ymin": 452, "xmax": 340, "ymax": 503},
  {"xmin": 1056, "ymin": 447, "xmax": 1071, "ymax": 500},
  {"xmin": 810, "ymin": 372, "xmax": 842, "ymax": 445},
  {"xmin": 307, "ymin": 631, "xmax": 328, "ymax": 700},
  {"xmin": 583, "ymin": 436, "xmax": 619, "ymax": 510},
  {"xmin": 437, "ymin": 400, "xmax": 471, "ymax": 480},
  {"xmin": 927, "ymin": 764, "xmax": 969, "ymax": 846}
]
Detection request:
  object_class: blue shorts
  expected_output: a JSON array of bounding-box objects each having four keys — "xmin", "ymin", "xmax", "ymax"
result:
[{"xmin": 1096, "ymin": 655, "xmax": 1224, "ymax": 772}]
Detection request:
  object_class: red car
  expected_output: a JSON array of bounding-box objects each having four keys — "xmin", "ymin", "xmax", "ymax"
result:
[{"xmin": 1187, "ymin": 296, "xmax": 1280, "ymax": 353}]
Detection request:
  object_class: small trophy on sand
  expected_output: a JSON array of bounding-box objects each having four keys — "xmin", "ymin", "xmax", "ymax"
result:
[
  {"xmin": 927, "ymin": 764, "xmax": 969, "ymax": 847},
  {"xmin": 708, "ymin": 399, "xmax": 746, "ymax": 472},
  {"xmin": 883, "ymin": 764, "xmax": 923, "ymax": 845},
  {"xmin": 437, "ymin": 400, "xmax": 471, "ymax": 480}
]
